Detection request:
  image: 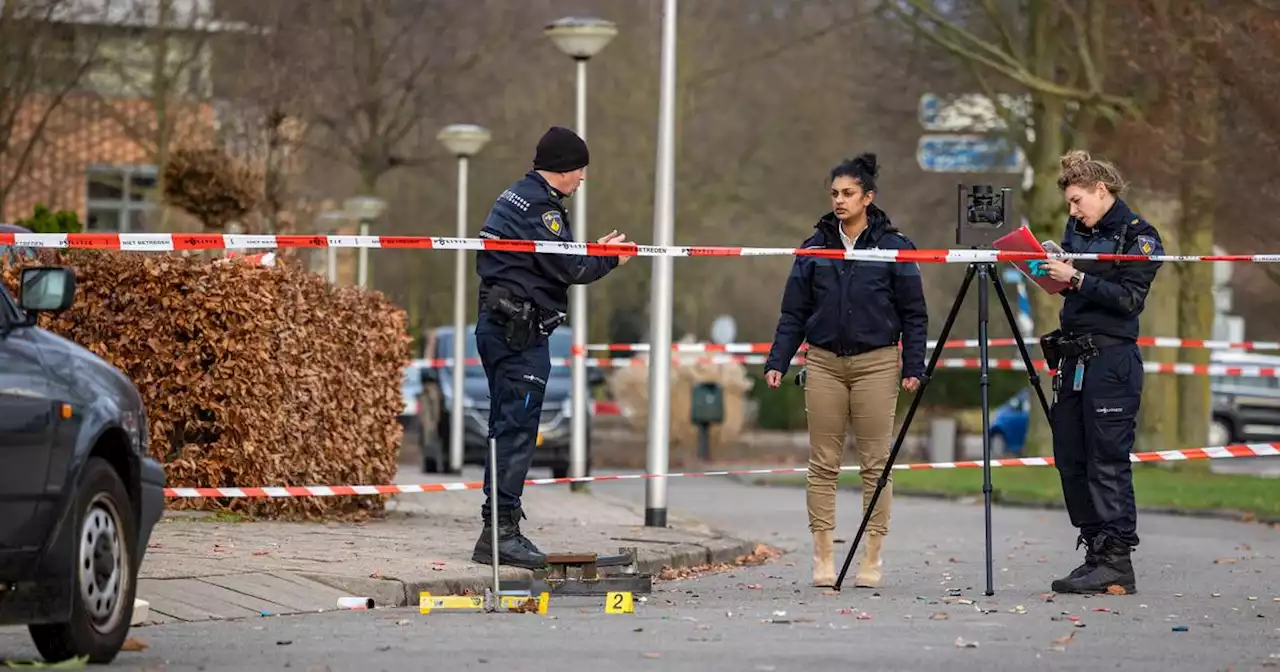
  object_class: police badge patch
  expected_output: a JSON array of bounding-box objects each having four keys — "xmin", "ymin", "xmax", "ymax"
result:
[
  {"xmin": 541, "ymin": 210, "xmax": 565, "ymax": 237},
  {"xmin": 1136, "ymin": 235, "xmax": 1156, "ymax": 255}
]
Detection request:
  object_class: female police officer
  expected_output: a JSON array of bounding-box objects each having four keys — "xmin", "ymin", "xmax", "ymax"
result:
[
  {"xmin": 1033, "ymin": 150, "xmax": 1163, "ymax": 595},
  {"xmin": 763, "ymin": 153, "xmax": 928, "ymax": 589}
]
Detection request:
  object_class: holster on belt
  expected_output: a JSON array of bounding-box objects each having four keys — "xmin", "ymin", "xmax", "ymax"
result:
[
  {"xmin": 483, "ymin": 286, "xmax": 566, "ymax": 351},
  {"xmin": 1040, "ymin": 329, "xmax": 1104, "ymax": 366},
  {"xmin": 485, "ymin": 286, "xmax": 535, "ymax": 350},
  {"xmin": 1039, "ymin": 329, "xmax": 1066, "ymax": 370}
]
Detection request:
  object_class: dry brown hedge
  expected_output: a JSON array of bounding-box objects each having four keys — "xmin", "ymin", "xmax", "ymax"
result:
[{"xmin": 1, "ymin": 250, "xmax": 412, "ymax": 520}]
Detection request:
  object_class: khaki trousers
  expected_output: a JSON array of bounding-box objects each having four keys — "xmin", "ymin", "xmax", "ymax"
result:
[{"xmin": 804, "ymin": 345, "xmax": 901, "ymax": 535}]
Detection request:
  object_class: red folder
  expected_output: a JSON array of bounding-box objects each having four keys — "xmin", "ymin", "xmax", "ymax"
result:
[{"xmin": 993, "ymin": 225, "xmax": 1071, "ymax": 294}]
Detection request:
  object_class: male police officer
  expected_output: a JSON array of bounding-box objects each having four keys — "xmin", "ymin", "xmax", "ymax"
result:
[
  {"xmin": 470, "ymin": 126, "xmax": 632, "ymax": 569},
  {"xmin": 1033, "ymin": 153, "xmax": 1163, "ymax": 595}
]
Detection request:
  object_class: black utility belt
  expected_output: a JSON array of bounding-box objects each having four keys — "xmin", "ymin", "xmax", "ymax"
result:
[
  {"xmin": 483, "ymin": 286, "xmax": 565, "ymax": 350},
  {"xmin": 1040, "ymin": 330, "xmax": 1132, "ymax": 363},
  {"xmin": 826, "ymin": 341, "xmax": 897, "ymax": 357}
]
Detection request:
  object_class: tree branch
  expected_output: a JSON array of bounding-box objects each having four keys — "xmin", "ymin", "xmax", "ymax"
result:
[
  {"xmin": 897, "ymin": 0, "xmax": 1028, "ymax": 74},
  {"xmin": 980, "ymin": 0, "xmax": 1023, "ymax": 64},
  {"xmin": 685, "ymin": 3, "xmax": 873, "ymax": 88},
  {"xmin": 1058, "ymin": 1, "xmax": 1102, "ymax": 95},
  {"xmin": 891, "ymin": 0, "xmax": 1138, "ymax": 119}
]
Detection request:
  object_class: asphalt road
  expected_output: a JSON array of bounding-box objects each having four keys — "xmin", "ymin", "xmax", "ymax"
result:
[{"xmin": 2, "ymin": 472, "xmax": 1277, "ymax": 671}]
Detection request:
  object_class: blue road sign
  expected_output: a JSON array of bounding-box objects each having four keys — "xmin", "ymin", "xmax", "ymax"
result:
[{"xmin": 916, "ymin": 134, "xmax": 1026, "ymax": 173}]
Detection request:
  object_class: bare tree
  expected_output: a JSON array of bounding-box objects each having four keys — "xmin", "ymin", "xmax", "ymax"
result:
[
  {"xmin": 281, "ymin": 0, "xmax": 517, "ymax": 197},
  {"xmin": 211, "ymin": 0, "xmax": 312, "ymax": 235},
  {"xmin": 881, "ymin": 0, "xmax": 1140, "ymax": 454},
  {"xmin": 73, "ymin": 0, "xmax": 231, "ymax": 229},
  {"xmin": 0, "ymin": 0, "xmax": 105, "ymax": 219}
]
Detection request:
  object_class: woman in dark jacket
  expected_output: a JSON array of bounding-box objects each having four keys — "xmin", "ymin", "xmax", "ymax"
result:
[{"xmin": 764, "ymin": 153, "xmax": 928, "ymax": 589}]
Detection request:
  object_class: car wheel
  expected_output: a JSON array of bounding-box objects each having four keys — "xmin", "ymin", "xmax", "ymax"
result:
[
  {"xmin": 1209, "ymin": 418, "xmax": 1232, "ymax": 446},
  {"xmin": 29, "ymin": 457, "xmax": 138, "ymax": 665},
  {"xmin": 990, "ymin": 431, "xmax": 1008, "ymax": 457},
  {"xmin": 421, "ymin": 439, "xmax": 444, "ymax": 474},
  {"xmin": 551, "ymin": 450, "xmax": 592, "ymax": 481}
]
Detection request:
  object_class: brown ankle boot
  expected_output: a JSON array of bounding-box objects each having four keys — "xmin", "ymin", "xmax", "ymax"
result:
[
  {"xmin": 812, "ymin": 530, "xmax": 835, "ymax": 587},
  {"xmin": 855, "ymin": 532, "xmax": 884, "ymax": 588}
]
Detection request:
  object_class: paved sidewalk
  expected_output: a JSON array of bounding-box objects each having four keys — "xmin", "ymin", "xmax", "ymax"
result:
[{"xmin": 136, "ymin": 470, "xmax": 758, "ymax": 625}]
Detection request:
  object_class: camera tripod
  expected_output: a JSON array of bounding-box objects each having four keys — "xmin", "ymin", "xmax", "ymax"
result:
[{"xmin": 832, "ymin": 261, "xmax": 1053, "ymax": 596}]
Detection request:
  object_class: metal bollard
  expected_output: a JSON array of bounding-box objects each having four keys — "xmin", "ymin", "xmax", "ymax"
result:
[{"xmin": 489, "ymin": 437, "xmax": 500, "ymax": 596}]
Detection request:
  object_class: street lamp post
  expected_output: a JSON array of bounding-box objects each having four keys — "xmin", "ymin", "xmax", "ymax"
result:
[
  {"xmin": 343, "ymin": 195, "xmax": 387, "ymax": 289},
  {"xmin": 645, "ymin": 0, "xmax": 677, "ymax": 528},
  {"xmin": 437, "ymin": 123, "xmax": 492, "ymax": 474},
  {"xmin": 317, "ymin": 209, "xmax": 347, "ymax": 283},
  {"xmin": 545, "ymin": 16, "xmax": 617, "ymax": 491}
]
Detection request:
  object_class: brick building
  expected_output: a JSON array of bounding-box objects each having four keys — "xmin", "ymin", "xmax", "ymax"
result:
[{"xmin": 1, "ymin": 0, "xmax": 225, "ymax": 232}]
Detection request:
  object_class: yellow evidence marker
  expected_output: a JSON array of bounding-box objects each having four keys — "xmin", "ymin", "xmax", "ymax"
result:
[
  {"xmin": 419, "ymin": 592, "xmax": 485, "ymax": 614},
  {"xmin": 605, "ymin": 591, "xmax": 634, "ymax": 614},
  {"xmin": 499, "ymin": 592, "xmax": 549, "ymax": 615}
]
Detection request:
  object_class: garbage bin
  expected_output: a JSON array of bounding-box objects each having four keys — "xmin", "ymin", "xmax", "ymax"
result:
[
  {"xmin": 928, "ymin": 416, "xmax": 957, "ymax": 464},
  {"xmin": 691, "ymin": 382, "xmax": 724, "ymax": 460}
]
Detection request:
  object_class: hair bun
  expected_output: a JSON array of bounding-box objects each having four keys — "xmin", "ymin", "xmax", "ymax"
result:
[
  {"xmin": 1060, "ymin": 150, "xmax": 1090, "ymax": 170},
  {"xmin": 852, "ymin": 152, "xmax": 879, "ymax": 177}
]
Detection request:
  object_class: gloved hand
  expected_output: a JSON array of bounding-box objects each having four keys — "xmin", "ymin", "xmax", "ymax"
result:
[{"xmin": 1027, "ymin": 260, "xmax": 1048, "ymax": 277}]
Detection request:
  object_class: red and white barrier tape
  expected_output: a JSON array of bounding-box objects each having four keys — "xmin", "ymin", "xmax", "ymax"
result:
[
  {"xmin": 162, "ymin": 443, "xmax": 1280, "ymax": 498},
  {"xmin": 586, "ymin": 337, "xmax": 1280, "ymax": 353},
  {"xmin": 420, "ymin": 355, "xmax": 1280, "ymax": 378},
  {"xmin": 5, "ymin": 232, "xmax": 1279, "ymax": 264}
]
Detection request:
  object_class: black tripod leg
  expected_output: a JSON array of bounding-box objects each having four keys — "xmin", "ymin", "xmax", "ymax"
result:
[
  {"xmin": 832, "ymin": 264, "xmax": 978, "ymax": 591},
  {"xmin": 977, "ymin": 264, "xmax": 995, "ymax": 597},
  {"xmin": 990, "ymin": 276, "xmax": 1052, "ymax": 423}
]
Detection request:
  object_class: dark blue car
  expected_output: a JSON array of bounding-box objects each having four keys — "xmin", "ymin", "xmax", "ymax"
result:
[
  {"xmin": 1, "ymin": 258, "xmax": 166, "ymax": 664},
  {"xmin": 988, "ymin": 389, "xmax": 1032, "ymax": 456}
]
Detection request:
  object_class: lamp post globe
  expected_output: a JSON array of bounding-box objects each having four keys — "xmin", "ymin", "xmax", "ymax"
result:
[
  {"xmin": 544, "ymin": 16, "xmax": 617, "ymax": 59},
  {"xmin": 437, "ymin": 124, "xmax": 492, "ymax": 158},
  {"xmin": 343, "ymin": 196, "xmax": 387, "ymax": 222}
]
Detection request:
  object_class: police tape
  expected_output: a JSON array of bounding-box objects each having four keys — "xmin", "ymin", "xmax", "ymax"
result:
[
  {"xmin": 161, "ymin": 443, "xmax": 1280, "ymax": 498},
  {"xmin": 584, "ymin": 336, "xmax": 1280, "ymax": 353},
  {"xmin": 419, "ymin": 354, "xmax": 1280, "ymax": 378},
  {"xmin": 4, "ymin": 231, "xmax": 1278, "ymax": 264}
]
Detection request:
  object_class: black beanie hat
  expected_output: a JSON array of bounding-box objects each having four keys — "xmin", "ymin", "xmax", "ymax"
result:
[{"xmin": 533, "ymin": 126, "xmax": 590, "ymax": 173}]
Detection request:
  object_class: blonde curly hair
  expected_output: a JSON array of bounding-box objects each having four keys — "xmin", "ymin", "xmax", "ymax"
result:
[{"xmin": 1056, "ymin": 150, "xmax": 1127, "ymax": 196}]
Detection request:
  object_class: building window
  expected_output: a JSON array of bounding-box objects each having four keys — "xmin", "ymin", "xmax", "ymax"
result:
[{"xmin": 85, "ymin": 165, "xmax": 158, "ymax": 232}]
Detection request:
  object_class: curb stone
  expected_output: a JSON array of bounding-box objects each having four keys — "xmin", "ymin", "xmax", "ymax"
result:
[
  {"xmin": 398, "ymin": 535, "xmax": 761, "ymax": 608},
  {"xmin": 154, "ymin": 534, "xmax": 764, "ymax": 616}
]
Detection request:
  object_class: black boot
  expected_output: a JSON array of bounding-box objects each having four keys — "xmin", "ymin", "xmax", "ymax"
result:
[
  {"xmin": 1050, "ymin": 534, "xmax": 1097, "ymax": 592},
  {"xmin": 471, "ymin": 507, "xmax": 548, "ymax": 570},
  {"xmin": 1056, "ymin": 535, "xmax": 1136, "ymax": 595}
]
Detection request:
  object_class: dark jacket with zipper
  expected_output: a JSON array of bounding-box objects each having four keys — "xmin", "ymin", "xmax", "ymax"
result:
[
  {"xmin": 765, "ymin": 205, "xmax": 928, "ymax": 379},
  {"xmin": 475, "ymin": 170, "xmax": 619, "ymax": 317},
  {"xmin": 1057, "ymin": 198, "xmax": 1163, "ymax": 341}
]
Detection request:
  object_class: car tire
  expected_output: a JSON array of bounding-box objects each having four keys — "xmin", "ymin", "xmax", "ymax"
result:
[
  {"xmin": 422, "ymin": 416, "xmax": 447, "ymax": 474},
  {"xmin": 1209, "ymin": 418, "xmax": 1232, "ymax": 446},
  {"xmin": 550, "ymin": 441, "xmax": 592, "ymax": 481},
  {"xmin": 421, "ymin": 431, "xmax": 442, "ymax": 474},
  {"xmin": 990, "ymin": 431, "xmax": 1008, "ymax": 457},
  {"xmin": 29, "ymin": 457, "xmax": 138, "ymax": 665}
]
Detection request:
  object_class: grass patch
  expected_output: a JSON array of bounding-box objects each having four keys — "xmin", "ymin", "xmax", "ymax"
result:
[{"xmin": 764, "ymin": 464, "xmax": 1280, "ymax": 521}]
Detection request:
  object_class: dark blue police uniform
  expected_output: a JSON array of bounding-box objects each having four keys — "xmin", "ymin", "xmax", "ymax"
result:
[
  {"xmin": 764, "ymin": 205, "xmax": 928, "ymax": 380},
  {"xmin": 471, "ymin": 161, "xmax": 618, "ymax": 569},
  {"xmin": 1041, "ymin": 198, "xmax": 1163, "ymax": 594}
]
